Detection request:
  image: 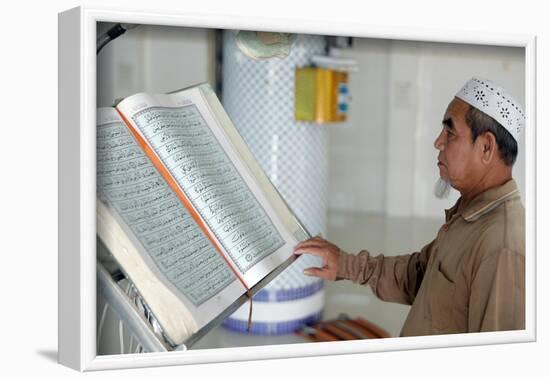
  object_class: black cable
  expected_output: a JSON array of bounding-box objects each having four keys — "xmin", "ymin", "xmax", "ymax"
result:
[
  {"xmin": 97, "ymin": 23, "xmax": 138, "ymax": 54},
  {"xmin": 107, "ymin": 24, "xmax": 127, "ymax": 40}
]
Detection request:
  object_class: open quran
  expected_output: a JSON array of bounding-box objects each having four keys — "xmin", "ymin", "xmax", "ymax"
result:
[{"xmin": 96, "ymin": 83, "xmax": 309, "ymax": 349}]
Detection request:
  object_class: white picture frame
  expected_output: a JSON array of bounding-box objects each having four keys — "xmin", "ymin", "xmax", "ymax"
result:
[{"xmin": 58, "ymin": 5, "xmax": 537, "ymax": 372}]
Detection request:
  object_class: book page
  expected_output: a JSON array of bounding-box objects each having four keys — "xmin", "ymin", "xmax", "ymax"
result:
[
  {"xmin": 198, "ymin": 84, "xmax": 310, "ymax": 244},
  {"xmin": 96, "ymin": 108, "xmax": 245, "ymax": 344},
  {"xmin": 117, "ymin": 90, "xmax": 296, "ymax": 289}
]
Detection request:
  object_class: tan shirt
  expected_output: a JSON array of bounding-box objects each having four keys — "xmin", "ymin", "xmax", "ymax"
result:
[{"xmin": 337, "ymin": 179, "xmax": 525, "ymax": 336}]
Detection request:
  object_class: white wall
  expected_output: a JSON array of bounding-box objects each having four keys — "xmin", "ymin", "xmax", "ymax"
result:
[
  {"xmin": 330, "ymin": 39, "xmax": 525, "ymax": 219},
  {"xmin": 97, "ymin": 23, "xmax": 213, "ymax": 107},
  {"xmin": 327, "ymin": 39, "xmax": 391, "ymax": 213}
]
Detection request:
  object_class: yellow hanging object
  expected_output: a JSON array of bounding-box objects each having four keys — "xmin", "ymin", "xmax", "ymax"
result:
[{"xmin": 294, "ymin": 67, "xmax": 348, "ymax": 124}]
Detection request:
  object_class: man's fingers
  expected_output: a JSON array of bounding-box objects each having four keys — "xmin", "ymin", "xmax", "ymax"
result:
[
  {"xmin": 294, "ymin": 239, "xmax": 323, "ymax": 252},
  {"xmin": 303, "ymin": 267, "xmax": 327, "ymax": 278},
  {"xmin": 304, "ymin": 267, "xmax": 334, "ymax": 280},
  {"xmin": 294, "ymin": 238, "xmax": 331, "ymax": 252},
  {"xmin": 295, "ymin": 237, "xmax": 339, "ymax": 281},
  {"xmin": 293, "ymin": 246, "xmax": 326, "ymax": 258}
]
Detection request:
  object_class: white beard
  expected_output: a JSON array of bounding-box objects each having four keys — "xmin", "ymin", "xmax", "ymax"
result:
[{"xmin": 434, "ymin": 177, "xmax": 451, "ymax": 199}]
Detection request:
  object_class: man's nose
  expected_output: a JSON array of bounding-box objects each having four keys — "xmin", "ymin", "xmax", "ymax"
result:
[{"xmin": 434, "ymin": 129, "xmax": 444, "ymax": 150}]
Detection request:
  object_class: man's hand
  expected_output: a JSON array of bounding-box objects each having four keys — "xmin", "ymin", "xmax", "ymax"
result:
[{"xmin": 293, "ymin": 236, "xmax": 341, "ymax": 281}]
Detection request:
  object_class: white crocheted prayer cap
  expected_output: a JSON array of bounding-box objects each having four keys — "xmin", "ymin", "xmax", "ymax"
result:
[{"xmin": 455, "ymin": 77, "xmax": 525, "ymax": 142}]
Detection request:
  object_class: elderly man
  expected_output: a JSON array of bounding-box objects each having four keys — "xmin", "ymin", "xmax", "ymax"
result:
[{"xmin": 294, "ymin": 77, "xmax": 525, "ymax": 336}]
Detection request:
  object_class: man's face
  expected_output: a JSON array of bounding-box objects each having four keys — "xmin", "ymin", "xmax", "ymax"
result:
[{"xmin": 434, "ymin": 98, "xmax": 482, "ymax": 192}]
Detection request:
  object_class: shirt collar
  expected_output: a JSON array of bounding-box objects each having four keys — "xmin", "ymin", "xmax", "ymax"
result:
[{"xmin": 445, "ymin": 179, "xmax": 520, "ymax": 223}]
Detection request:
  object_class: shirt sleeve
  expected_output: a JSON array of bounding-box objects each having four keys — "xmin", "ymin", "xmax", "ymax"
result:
[
  {"xmin": 336, "ymin": 240, "xmax": 435, "ymax": 305},
  {"xmin": 468, "ymin": 247, "xmax": 525, "ymax": 332}
]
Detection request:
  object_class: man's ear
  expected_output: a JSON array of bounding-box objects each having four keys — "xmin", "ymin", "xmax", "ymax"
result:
[{"xmin": 477, "ymin": 131, "xmax": 497, "ymax": 164}]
